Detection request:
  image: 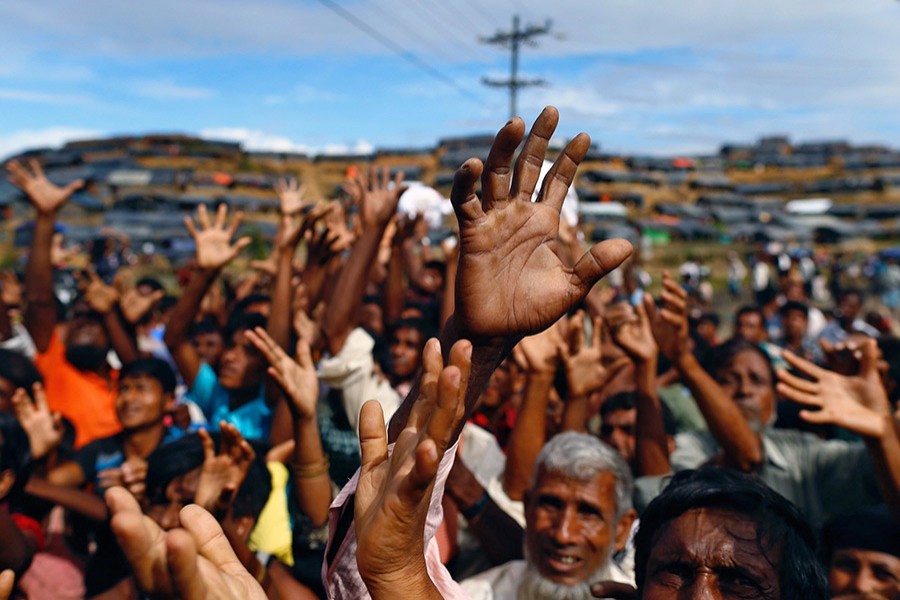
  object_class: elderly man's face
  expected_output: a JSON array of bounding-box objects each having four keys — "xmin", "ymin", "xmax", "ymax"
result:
[
  {"xmin": 642, "ymin": 507, "xmax": 780, "ymax": 600},
  {"xmin": 524, "ymin": 469, "xmax": 628, "ymax": 586},
  {"xmin": 829, "ymin": 548, "xmax": 900, "ymax": 599}
]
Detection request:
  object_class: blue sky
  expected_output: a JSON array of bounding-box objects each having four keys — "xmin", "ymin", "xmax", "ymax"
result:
[{"xmin": 3, "ymin": 0, "xmax": 900, "ymax": 159}]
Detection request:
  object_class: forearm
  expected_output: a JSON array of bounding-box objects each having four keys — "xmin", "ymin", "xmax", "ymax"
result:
[
  {"xmin": 25, "ymin": 477, "xmax": 109, "ymax": 521},
  {"xmin": 503, "ymin": 371, "xmax": 554, "ymax": 501},
  {"xmin": 446, "ymin": 477, "xmax": 524, "ymax": 565},
  {"xmin": 634, "ymin": 358, "xmax": 671, "ymax": 476},
  {"xmin": 322, "ymin": 229, "xmax": 382, "ymax": 355},
  {"xmin": 864, "ymin": 414, "xmax": 900, "ymax": 521},
  {"xmin": 104, "ymin": 310, "xmax": 139, "ymax": 364},
  {"xmin": 676, "ymin": 354, "xmax": 762, "ymax": 471},
  {"xmin": 24, "ymin": 213, "xmax": 58, "ymax": 351},
  {"xmin": 384, "ymin": 251, "xmax": 405, "ymax": 326},
  {"xmin": 440, "ymin": 256, "xmax": 457, "ymax": 329},
  {"xmin": 0, "ymin": 298, "xmax": 12, "ymax": 342},
  {"xmin": 267, "ymin": 249, "xmax": 294, "ymax": 352},
  {"xmin": 164, "ymin": 268, "xmax": 217, "ymax": 348},
  {"xmin": 292, "ymin": 416, "xmax": 332, "ymax": 526},
  {"xmin": 562, "ymin": 394, "xmax": 590, "ymax": 432}
]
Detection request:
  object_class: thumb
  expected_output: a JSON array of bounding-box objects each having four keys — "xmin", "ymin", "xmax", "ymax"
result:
[
  {"xmin": 358, "ymin": 400, "xmax": 388, "ymax": 473},
  {"xmin": 64, "ymin": 179, "xmax": 85, "ymax": 195},
  {"xmin": 858, "ymin": 337, "xmax": 879, "ymax": 378},
  {"xmin": 573, "ymin": 239, "xmax": 633, "ymax": 293}
]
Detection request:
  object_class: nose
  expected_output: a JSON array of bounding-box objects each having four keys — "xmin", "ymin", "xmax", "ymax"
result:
[
  {"xmin": 551, "ymin": 506, "xmax": 580, "ymax": 545},
  {"xmin": 687, "ymin": 572, "xmax": 722, "ymax": 600},
  {"xmin": 852, "ymin": 565, "xmax": 880, "ymax": 594}
]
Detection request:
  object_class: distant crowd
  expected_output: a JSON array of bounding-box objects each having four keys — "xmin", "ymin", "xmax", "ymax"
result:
[{"xmin": 0, "ymin": 106, "xmax": 898, "ymax": 600}]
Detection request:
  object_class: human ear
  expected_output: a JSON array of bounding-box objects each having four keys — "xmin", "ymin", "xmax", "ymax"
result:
[{"xmin": 614, "ymin": 508, "xmax": 637, "ymax": 552}]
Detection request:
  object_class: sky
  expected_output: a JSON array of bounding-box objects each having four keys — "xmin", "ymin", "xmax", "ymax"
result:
[{"xmin": 2, "ymin": 0, "xmax": 900, "ymax": 160}]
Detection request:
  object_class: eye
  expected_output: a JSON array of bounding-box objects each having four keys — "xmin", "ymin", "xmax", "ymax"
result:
[
  {"xmin": 873, "ymin": 565, "xmax": 900, "ymax": 583},
  {"xmin": 652, "ymin": 563, "xmax": 692, "ymax": 588}
]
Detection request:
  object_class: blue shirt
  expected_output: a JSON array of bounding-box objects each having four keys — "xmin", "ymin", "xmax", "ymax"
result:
[{"xmin": 189, "ymin": 362, "xmax": 271, "ymax": 442}]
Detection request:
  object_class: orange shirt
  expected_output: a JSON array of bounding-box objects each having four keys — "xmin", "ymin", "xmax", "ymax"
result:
[{"xmin": 34, "ymin": 332, "xmax": 121, "ymax": 448}]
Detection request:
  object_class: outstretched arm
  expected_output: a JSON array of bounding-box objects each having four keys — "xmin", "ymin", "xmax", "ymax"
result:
[
  {"xmin": 649, "ymin": 273, "xmax": 763, "ymax": 471},
  {"xmin": 6, "ymin": 160, "xmax": 84, "ymax": 351},
  {"xmin": 777, "ymin": 340, "xmax": 900, "ymax": 520},
  {"xmin": 164, "ymin": 205, "xmax": 250, "ymax": 387},
  {"xmin": 388, "ymin": 106, "xmax": 632, "ymax": 444},
  {"xmin": 322, "ymin": 168, "xmax": 403, "ymax": 356}
]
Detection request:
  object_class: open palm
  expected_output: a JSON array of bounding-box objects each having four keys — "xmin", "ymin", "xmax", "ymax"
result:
[{"xmin": 451, "ymin": 107, "xmax": 632, "ymax": 340}]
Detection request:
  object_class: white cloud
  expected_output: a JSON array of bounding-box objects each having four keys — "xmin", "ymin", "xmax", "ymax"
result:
[
  {"xmin": 131, "ymin": 79, "xmax": 215, "ymax": 100},
  {"xmin": 0, "ymin": 89, "xmax": 92, "ymax": 104},
  {"xmin": 200, "ymin": 127, "xmax": 374, "ymax": 156},
  {"xmin": 0, "ymin": 126, "xmax": 105, "ymax": 161}
]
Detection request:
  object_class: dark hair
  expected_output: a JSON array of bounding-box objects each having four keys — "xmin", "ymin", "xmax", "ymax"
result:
[
  {"xmin": 698, "ymin": 312, "xmax": 720, "ymax": 327},
  {"xmin": 600, "ymin": 391, "xmax": 676, "ymax": 436},
  {"xmin": 146, "ymin": 433, "xmax": 271, "ymax": 520},
  {"xmin": 189, "ymin": 316, "xmax": 223, "ymax": 339},
  {"xmin": 120, "ymin": 358, "xmax": 177, "ymax": 395},
  {"xmin": 634, "ymin": 468, "xmax": 828, "ymax": 600},
  {"xmin": 422, "ymin": 259, "xmax": 446, "ymax": 277},
  {"xmin": 703, "ymin": 336, "xmax": 775, "ymax": 390},
  {"xmin": 0, "ymin": 349, "xmax": 43, "ymax": 392},
  {"xmin": 224, "ymin": 311, "xmax": 267, "ymax": 341},
  {"xmin": 136, "ymin": 277, "xmax": 165, "ymax": 293},
  {"xmin": 877, "ymin": 336, "xmax": 900, "ymax": 407},
  {"xmin": 779, "ymin": 300, "xmax": 809, "ymax": 318},
  {"xmin": 735, "ymin": 305, "xmax": 764, "ymax": 326},
  {"xmin": 232, "ymin": 294, "xmax": 271, "ymax": 317},
  {"xmin": 822, "ymin": 504, "xmax": 900, "ymax": 559},
  {"xmin": 0, "ymin": 413, "xmax": 33, "ymax": 501},
  {"xmin": 838, "ymin": 288, "xmax": 863, "ymax": 303},
  {"xmin": 389, "ymin": 317, "xmax": 435, "ymax": 345}
]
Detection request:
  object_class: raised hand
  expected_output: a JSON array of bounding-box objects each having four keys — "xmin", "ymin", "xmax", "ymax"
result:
[
  {"xmin": 119, "ymin": 287, "xmax": 165, "ymax": 325},
  {"xmin": 513, "ymin": 320, "xmax": 563, "ymax": 374},
  {"xmin": 79, "ymin": 269, "xmax": 120, "ymax": 314},
  {"xmin": 560, "ymin": 311, "xmax": 628, "ymax": 398},
  {"xmin": 354, "ymin": 338, "xmax": 470, "ymax": 598},
  {"xmin": 245, "ymin": 327, "xmax": 318, "ymax": 420},
  {"xmin": 354, "ymin": 167, "xmax": 405, "ymax": 230},
  {"xmin": 184, "ymin": 204, "xmax": 252, "ymax": 271},
  {"xmin": 6, "ymin": 159, "xmax": 83, "ymax": 215},
  {"xmin": 273, "ymin": 176, "xmax": 307, "ymax": 215},
  {"xmin": 11, "ymin": 383, "xmax": 63, "ymax": 460},
  {"xmin": 450, "ymin": 106, "xmax": 632, "ymax": 340},
  {"xmin": 120, "ymin": 457, "xmax": 148, "ymax": 501},
  {"xmin": 106, "ymin": 487, "xmax": 266, "ymax": 599},
  {"xmin": 194, "ymin": 424, "xmax": 255, "ymax": 518},
  {"xmin": 646, "ymin": 272, "xmax": 690, "ymax": 363},
  {"xmin": 777, "ymin": 339, "xmax": 891, "ymax": 438},
  {"xmin": 609, "ymin": 295, "xmax": 659, "ymax": 364}
]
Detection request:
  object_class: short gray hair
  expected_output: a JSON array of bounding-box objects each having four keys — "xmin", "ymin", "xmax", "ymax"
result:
[{"xmin": 532, "ymin": 432, "xmax": 634, "ymax": 519}]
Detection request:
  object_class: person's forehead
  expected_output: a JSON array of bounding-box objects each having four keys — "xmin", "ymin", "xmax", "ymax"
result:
[
  {"xmin": 834, "ymin": 548, "xmax": 900, "ymax": 572},
  {"xmin": 604, "ymin": 408, "xmax": 637, "ymax": 424},
  {"xmin": 534, "ymin": 469, "xmax": 618, "ymax": 509},
  {"xmin": 650, "ymin": 507, "xmax": 774, "ymax": 565},
  {"xmin": 120, "ymin": 374, "xmax": 161, "ymax": 388}
]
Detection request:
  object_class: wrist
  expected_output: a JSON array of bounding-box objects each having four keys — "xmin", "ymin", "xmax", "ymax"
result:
[
  {"xmin": 459, "ymin": 490, "xmax": 491, "ymax": 520},
  {"xmin": 361, "ymin": 562, "xmax": 435, "ymax": 599}
]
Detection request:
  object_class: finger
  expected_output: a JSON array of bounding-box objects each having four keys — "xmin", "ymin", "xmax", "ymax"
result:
[
  {"xmin": 605, "ymin": 357, "xmax": 632, "ymax": 383},
  {"xmin": 231, "ymin": 236, "xmax": 252, "ymax": 255},
  {"xmin": 183, "ymin": 216, "xmax": 198, "ymax": 239},
  {"xmin": 295, "ymin": 337, "xmax": 314, "ymax": 370},
  {"xmin": 214, "ymin": 203, "xmax": 228, "ymax": 230},
  {"xmin": 776, "ymin": 368, "xmax": 820, "ymax": 393},
  {"xmin": 0, "ymin": 569, "xmax": 14, "ymax": 599},
  {"xmin": 449, "ymin": 158, "xmax": 486, "ymax": 223},
  {"xmin": 226, "ymin": 210, "xmax": 244, "ymax": 239},
  {"xmin": 165, "ymin": 529, "xmax": 207, "ymax": 600},
  {"xmin": 509, "ymin": 106, "xmax": 557, "ymax": 200},
  {"xmin": 358, "ymin": 400, "xmax": 389, "ymax": 474},
  {"xmin": 567, "ymin": 310, "xmax": 585, "ymax": 355},
  {"xmin": 536, "ymin": 132, "xmax": 590, "ymax": 214},
  {"xmin": 775, "ymin": 382, "xmax": 823, "ymax": 408},
  {"xmin": 29, "ymin": 158, "xmax": 45, "ymax": 179},
  {"xmin": 179, "ymin": 504, "xmax": 244, "ymax": 570},
  {"xmin": 31, "ymin": 381, "xmax": 49, "ymax": 412},
  {"xmin": 410, "ymin": 338, "xmax": 443, "ymax": 430},
  {"xmin": 106, "ymin": 487, "xmax": 168, "ymax": 593},
  {"xmin": 481, "ymin": 117, "xmax": 525, "ymax": 211},
  {"xmin": 197, "ymin": 204, "xmax": 210, "ymax": 230},
  {"xmin": 591, "ymin": 316, "xmax": 603, "ymax": 350},
  {"xmin": 858, "ymin": 337, "xmax": 879, "ymax": 377},
  {"xmin": 10, "ymin": 387, "xmax": 31, "ymax": 417},
  {"xmin": 198, "ymin": 428, "xmax": 215, "ymax": 462},
  {"xmin": 446, "ymin": 339, "xmax": 473, "ymax": 419},
  {"xmin": 422, "ymin": 365, "xmax": 463, "ymax": 470},
  {"xmin": 572, "ymin": 239, "xmax": 634, "ymax": 293},
  {"xmin": 798, "ymin": 408, "xmax": 832, "ymax": 426},
  {"xmin": 782, "ymin": 349, "xmax": 826, "ymax": 380}
]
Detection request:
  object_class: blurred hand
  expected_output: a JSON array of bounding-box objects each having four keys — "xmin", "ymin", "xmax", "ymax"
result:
[
  {"xmin": 246, "ymin": 327, "xmax": 319, "ymax": 420},
  {"xmin": 11, "ymin": 383, "xmax": 63, "ymax": 460},
  {"xmin": 646, "ymin": 272, "xmax": 690, "ymax": 364},
  {"xmin": 79, "ymin": 269, "xmax": 120, "ymax": 315},
  {"xmin": 273, "ymin": 176, "xmax": 307, "ymax": 215},
  {"xmin": 6, "ymin": 159, "xmax": 83, "ymax": 215},
  {"xmin": 184, "ymin": 204, "xmax": 251, "ymax": 271},
  {"xmin": 120, "ymin": 287, "xmax": 165, "ymax": 325},
  {"xmin": 194, "ymin": 424, "xmax": 255, "ymax": 518}
]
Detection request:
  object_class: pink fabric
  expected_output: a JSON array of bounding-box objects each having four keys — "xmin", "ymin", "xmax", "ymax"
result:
[{"xmin": 323, "ymin": 441, "xmax": 471, "ymax": 599}]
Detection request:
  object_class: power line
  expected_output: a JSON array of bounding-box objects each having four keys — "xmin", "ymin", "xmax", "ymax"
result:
[
  {"xmin": 422, "ymin": 0, "xmax": 485, "ymax": 42},
  {"xmin": 481, "ymin": 15, "xmax": 553, "ymax": 119},
  {"xmin": 406, "ymin": 0, "xmax": 485, "ymax": 61},
  {"xmin": 313, "ymin": 0, "xmax": 482, "ymax": 104},
  {"xmin": 361, "ymin": 0, "xmax": 463, "ymax": 64}
]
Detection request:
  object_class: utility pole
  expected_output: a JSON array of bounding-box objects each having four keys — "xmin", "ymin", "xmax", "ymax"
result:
[{"xmin": 481, "ymin": 15, "xmax": 552, "ymax": 119}]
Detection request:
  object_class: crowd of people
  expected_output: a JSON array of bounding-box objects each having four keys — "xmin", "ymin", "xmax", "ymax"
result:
[{"xmin": 0, "ymin": 106, "xmax": 898, "ymax": 600}]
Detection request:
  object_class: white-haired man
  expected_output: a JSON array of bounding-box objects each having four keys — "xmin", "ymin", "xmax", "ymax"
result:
[{"xmin": 461, "ymin": 432, "xmax": 637, "ymax": 600}]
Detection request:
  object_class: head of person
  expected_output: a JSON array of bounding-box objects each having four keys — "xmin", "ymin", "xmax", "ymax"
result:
[
  {"xmin": 479, "ymin": 356, "xmax": 520, "ymax": 409},
  {"xmin": 695, "ymin": 313, "xmax": 720, "ymax": 347},
  {"xmin": 598, "ymin": 393, "xmax": 676, "ymax": 468},
  {"xmin": 779, "ymin": 300, "xmax": 809, "ymax": 344},
  {"xmin": 145, "ymin": 433, "xmax": 271, "ymax": 538},
  {"xmin": 823, "ymin": 506, "xmax": 900, "ymax": 599},
  {"xmin": 64, "ymin": 298, "xmax": 111, "ymax": 372},
  {"xmin": 634, "ymin": 468, "xmax": 828, "ymax": 600},
  {"xmin": 0, "ymin": 349, "xmax": 42, "ymax": 412},
  {"xmin": 414, "ymin": 259, "xmax": 446, "ymax": 296},
  {"xmin": 189, "ymin": 317, "xmax": 225, "ymax": 369},
  {"xmin": 231, "ymin": 293, "xmax": 272, "ymax": 319},
  {"xmin": 359, "ymin": 294, "xmax": 385, "ymax": 338},
  {"xmin": 388, "ymin": 318, "xmax": 431, "ymax": 382},
  {"xmin": 734, "ymin": 306, "xmax": 767, "ymax": 344},
  {"xmin": 0, "ymin": 413, "xmax": 32, "ymax": 502},
  {"xmin": 218, "ymin": 312, "xmax": 267, "ymax": 391},
  {"xmin": 522, "ymin": 432, "xmax": 636, "ymax": 598},
  {"xmin": 836, "ymin": 289, "xmax": 863, "ymax": 323},
  {"xmin": 116, "ymin": 358, "xmax": 176, "ymax": 432},
  {"xmin": 135, "ymin": 277, "xmax": 165, "ymax": 325},
  {"xmin": 705, "ymin": 337, "xmax": 776, "ymax": 432}
]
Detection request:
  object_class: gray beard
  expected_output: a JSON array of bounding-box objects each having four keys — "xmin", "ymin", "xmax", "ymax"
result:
[{"xmin": 518, "ymin": 552, "xmax": 617, "ymax": 600}]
